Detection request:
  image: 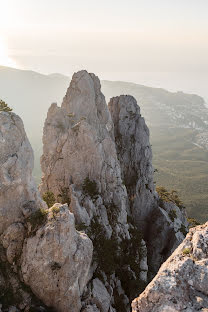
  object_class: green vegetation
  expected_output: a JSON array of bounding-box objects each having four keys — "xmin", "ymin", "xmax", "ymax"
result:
[
  {"xmin": 51, "ymin": 205, "xmax": 60, "ymax": 215},
  {"xmin": 188, "ymin": 218, "xmax": 200, "ymax": 228},
  {"xmin": 105, "ymin": 203, "xmax": 119, "ymax": 227},
  {"xmin": 57, "ymin": 187, "xmax": 71, "ymax": 205},
  {"xmin": 85, "ymin": 214, "xmax": 147, "ymax": 304},
  {"xmin": 27, "ymin": 208, "xmax": 48, "ymax": 234},
  {"xmin": 179, "ymin": 224, "xmax": 188, "ymax": 236},
  {"xmin": 0, "ymin": 287, "xmax": 21, "ymax": 308},
  {"xmin": 86, "ymin": 217, "xmax": 118, "ymax": 275},
  {"xmin": 42, "ymin": 191, "xmax": 56, "ymax": 208},
  {"xmin": 0, "ymin": 246, "xmax": 22, "ymax": 307},
  {"xmin": 67, "ymin": 112, "xmax": 75, "ymax": 117},
  {"xmin": 168, "ymin": 209, "xmax": 177, "ymax": 222},
  {"xmin": 0, "ymin": 99, "xmax": 12, "ymax": 112},
  {"xmin": 152, "ymin": 127, "xmax": 208, "ymax": 223},
  {"xmin": 156, "ymin": 186, "xmax": 184, "ymax": 209},
  {"xmin": 82, "ymin": 177, "xmax": 99, "ymax": 199},
  {"xmin": 182, "ymin": 248, "xmax": 191, "ymax": 255},
  {"xmin": 75, "ymin": 222, "xmax": 88, "ymax": 232},
  {"xmin": 113, "ymin": 290, "xmax": 127, "ymax": 312}
]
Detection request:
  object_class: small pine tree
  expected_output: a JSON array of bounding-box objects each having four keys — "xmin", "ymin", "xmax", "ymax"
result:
[
  {"xmin": 42, "ymin": 191, "xmax": 56, "ymax": 208},
  {"xmin": 0, "ymin": 99, "xmax": 12, "ymax": 112}
]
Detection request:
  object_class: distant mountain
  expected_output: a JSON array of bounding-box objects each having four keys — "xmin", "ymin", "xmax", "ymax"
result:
[{"xmin": 0, "ymin": 66, "xmax": 207, "ymax": 222}]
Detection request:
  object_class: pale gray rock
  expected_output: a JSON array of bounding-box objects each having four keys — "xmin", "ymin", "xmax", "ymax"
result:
[
  {"xmin": 39, "ymin": 70, "xmax": 188, "ymax": 312},
  {"xmin": 91, "ymin": 278, "xmax": 111, "ymax": 312},
  {"xmin": 40, "ymin": 70, "xmax": 129, "ymax": 238},
  {"xmin": 0, "ymin": 112, "xmax": 44, "ymax": 234},
  {"xmin": 1, "ymin": 222, "xmax": 25, "ymax": 264},
  {"xmin": 132, "ymin": 222, "xmax": 208, "ymax": 312},
  {"xmin": 108, "ymin": 95, "xmax": 158, "ymax": 230},
  {"xmin": 139, "ymin": 239, "xmax": 148, "ymax": 282},
  {"xmin": 147, "ymin": 201, "xmax": 189, "ymax": 275},
  {"xmin": 21, "ymin": 203, "xmax": 93, "ymax": 312},
  {"xmin": 108, "ymin": 95, "xmax": 189, "ymax": 277}
]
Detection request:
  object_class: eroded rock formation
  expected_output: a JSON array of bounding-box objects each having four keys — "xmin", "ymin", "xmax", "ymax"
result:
[
  {"xmin": 132, "ymin": 222, "xmax": 208, "ymax": 312},
  {"xmin": 0, "ymin": 110, "xmax": 92, "ymax": 311},
  {"xmin": 0, "ymin": 112, "xmax": 43, "ymax": 234},
  {"xmin": 0, "ymin": 70, "xmax": 190, "ymax": 312},
  {"xmin": 108, "ymin": 95, "xmax": 157, "ymax": 230},
  {"xmin": 40, "ymin": 70, "xmax": 129, "ymax": 239},
  {"xmin": 21, "ymin": 203, "xmax": 93, "ymax": 312},
  {"xmin": 40, "ymin": 70, "xmax": 188, "ymax": 311}
]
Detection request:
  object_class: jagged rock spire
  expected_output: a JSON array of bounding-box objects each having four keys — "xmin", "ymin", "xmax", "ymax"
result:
[
  {"xmin": 40, "ymin": 70, "xmax": 129, "ymax": 235},
  {"xmin": 108, "ymin": 95, "xmax": 157, "ymax": 230}
]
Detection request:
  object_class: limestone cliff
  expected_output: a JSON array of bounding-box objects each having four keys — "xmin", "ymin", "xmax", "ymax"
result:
[
  {"xmin": 108, "ymin": 95, "xmax": 189, "ymax": 277},
  {"xmin": 40, "ymin": 70, "xmax": 188, "ymax": 311},
  {"xmin": 0, "ymin": 110, "xmax": 93, "ymax": 311},
  {"xmin": 108, "ymin": 95, "xmax": 157, "ymax": 231},
  {"xmin": 21, "ymin": 204, "xmax": 93, "ymax": 312},
  {"xmin": 0, "ymin": 70, "xmax": 189, "ymax": 312},
  {"xmin": 0, "ymin": 111, "xmax": 44, "ymax": 234},
  {"xmin": 132, "ymin": 222, "xmax": 208, "ymax": 312},
  {"xmin": 40, "ymin": 70, "xmax": 145, "ymax": 311}
]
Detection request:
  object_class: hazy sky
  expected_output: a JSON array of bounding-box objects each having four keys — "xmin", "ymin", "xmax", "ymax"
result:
[{"xmin": 0, "ymin": 0, "xmax": 208, "ymax": 96}]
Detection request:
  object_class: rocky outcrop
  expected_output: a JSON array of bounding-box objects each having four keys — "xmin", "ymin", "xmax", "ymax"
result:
[
  {"xmin": 108, "ymin": 95, "xmax": 188, "ymax": 276},
  {"xmin": 0, "ymin": 111, "xmax": 44, "ymax": 234},
  {"xmin": 108, "ymin": 95, "xmax": 157, "ymax": 230},
  {"xmin": 0, "ymin": 111, "xmax": 93, "ymax": 312},
  {"xmin": 132, "ymin": 222, "xmax": 208, "ymax": 312},
  {"xmin": 146, "ymin": 200, "xmax": 189, "ymax": 276},
  {"xmin": 0, "ymin": 111, "xmax": 50, "ymax": 310},
  {"xmin": 0, "ymin": 70, "xmax": 189, "ymax": 312},
  {"xmin": 21, "ymin": 203, "xmax": 93, "ymax": 312},
  {"xmin": 40, "ymin": 70, "xmax": 129, "ymax": 239},
  {"xmin": 40, "ymin": 70, "xmax": 189, "ymax": 311},
  {"xmin": 40, "ymin": 71, "xmax": 151, "ymax": 311}
]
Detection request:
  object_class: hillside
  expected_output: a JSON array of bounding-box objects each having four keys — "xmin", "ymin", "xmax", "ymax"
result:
[
  {"xmin": 0, "ymin": 66, "xmax": 207, "ymax": 222},
  {"xmin": 102, "ymin": 81, "xmax": 208, "ymax": 223}
]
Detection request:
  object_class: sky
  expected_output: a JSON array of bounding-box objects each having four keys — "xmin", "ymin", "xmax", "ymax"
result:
[{"xmin": 0, "ymin": 0, "xmax": 208, "ymax": 97}]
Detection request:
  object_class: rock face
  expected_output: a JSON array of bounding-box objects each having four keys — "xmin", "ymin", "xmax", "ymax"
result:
[
  {"xmin": 0, "ymin": 111, "xmax": 93, "ymax": 312},
  {"xmin": 21, "ymin": 203, "xmax": 93, "ymax": 312},
  {"xmin": 40, "ymin": 70, "xmax": 188, "ymax": 311},
  {"xmin": 40, "ymin": 71, "xmax": 151, "ymax": 310},
  {"xmin": 0, "ymin": 111, "xmax": 43, "ymax": 234},
  {"xmin": 40, "ymin": 70, "xmax": 129, "ymax": 239},
  {"xmin": 132, "ymin": 222, "xmax": 208, "ymax": 312},
  {"xmin": 108, "ymin": 95, "xmax": 157, "ymax": 230},
  {"xmin": 108, "ymin": 95, "xmax": 188, "ymax": 276},
  {"xmin": 146, "ymin": 200, "xmax": 189, "ymax": 276},
  {"xmin": 0, "ymin": 112, "xmax": 49, "ymax": 310},
  {"xmin": 0, "ymin": 70, "xmax": 189, "ymax": 312}
]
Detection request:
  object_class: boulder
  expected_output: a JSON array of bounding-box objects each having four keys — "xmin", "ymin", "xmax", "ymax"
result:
[{"xmin": 21, "ymin": 204, "xmax": 93, "ymax": 312}]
